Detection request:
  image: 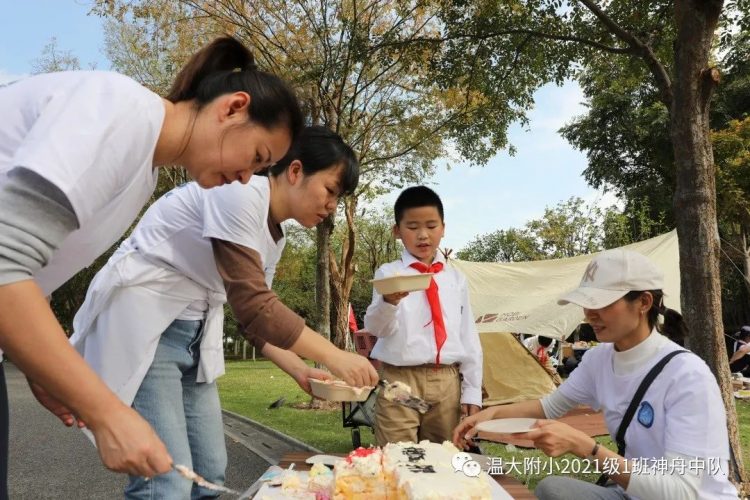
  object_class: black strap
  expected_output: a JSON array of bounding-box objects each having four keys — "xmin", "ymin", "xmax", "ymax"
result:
[{"xmin": 595, "ymin": 349, "xmax": 689, "ymax": 486}]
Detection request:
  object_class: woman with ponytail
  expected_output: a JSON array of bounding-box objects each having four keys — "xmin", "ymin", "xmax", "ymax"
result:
[
  {"xmin": 0, "ymin": 35, "xmax": 302, "ymax": 485},
  {"xmin": 454, "ymin": 249, "xmax": 737, "ymax": 500}
]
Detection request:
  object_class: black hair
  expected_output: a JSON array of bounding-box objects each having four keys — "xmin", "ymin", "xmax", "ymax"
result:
[
  {"xmin": 166, "ymin": 36, "xmax": 303, "ymax": 139},
  {"xmin": 538, "ymin": 336, "xmax": 554, "ymax": 348},
  {"xmin": 394, "ymin": 186, "xmax": 444, "ymax": 224},
  {"xmin": 738, "ymin": 328, "xmax": 750, "ymax": 341},
  {"xmin": 624, "ymin": 290, "xmax": 687, "ymax": 345},
  {"xmin": 268, "ymin": 126, "xmax": 359, "ymax": 195}
]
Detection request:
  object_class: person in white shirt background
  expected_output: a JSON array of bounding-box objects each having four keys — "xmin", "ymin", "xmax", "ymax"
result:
[
  {"xmin": 0, "ymin": 34, "xmax": 303, "ymax": 489},
  {"xmin": 364, "ymin": 185, "xmax": 483, "ymax": 446},
  {"xmin": 70, "ymin": 126, "xmax": 378, "ymax": 498},
  {"xmin": 454, "ymin": 250, "xmax": 738, "ymax": 500}
]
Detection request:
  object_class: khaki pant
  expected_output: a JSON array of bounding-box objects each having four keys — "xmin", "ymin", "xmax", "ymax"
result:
[{"xmin": 374, "ymin": 363, "xmax": 461, "ymax": 446}]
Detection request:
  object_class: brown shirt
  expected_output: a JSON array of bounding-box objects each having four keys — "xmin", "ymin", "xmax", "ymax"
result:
[{"xmin": 211, "ymin": 238, "xmax": 304, "ymax": 350}]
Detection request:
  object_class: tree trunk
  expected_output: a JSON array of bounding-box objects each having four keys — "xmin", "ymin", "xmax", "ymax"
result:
[
  {"xmin": 671, "ymin": 0, "xmax": 746, "ymax": 486},
  {"xmin": 743, "ymin": 229, "xmax": 750, "ymax": 305},
  {"xmin": 315, "ymin": 216, "xmax": 334, "ymax": 342},
  {"xmin": 330, "ymin": 198, "xmax": 358, "ymax": 351}
]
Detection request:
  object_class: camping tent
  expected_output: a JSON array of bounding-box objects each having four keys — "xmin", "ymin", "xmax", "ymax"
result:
[
  {"xmin": 480, "ymin": 332, "xmax": 558, "ymax": 405},
  {"xmin": 450, "ymin": 230, "xmax": 680, "ymax": 341}
]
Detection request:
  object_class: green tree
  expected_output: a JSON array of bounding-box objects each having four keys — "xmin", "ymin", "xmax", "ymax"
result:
[
  {"xmin": 30, "ymin": 37, "xmax": 82, "ymax": 73},
  {"xmin": 457, "ymin": 228, "xmax": 541, "ymax": 262},
  {"xmin": 423, "ymin": 1, "xmax": 747, "ymax": 479},
  {"xmin": 93, "ymin": 0, "xmax": 547, "ymax": 352}
]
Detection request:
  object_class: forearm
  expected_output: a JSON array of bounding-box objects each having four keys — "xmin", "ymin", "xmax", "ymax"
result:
[
  {"xmin": 0, "ymin": 280, "xmax": 126, "ymax": 429},
  {"xmin": 286, "ymin": 326, "xmax": 341, "ymax": 367},
  {"xmin": 261, "ymin": 342, "xmax": 308, "ymax": 378},
  {"xmin": 729, "ymin": 349, "xmax": 747, "ymax": 364},
  {"xmin": 489, "ymin": 399, "xmax": 546, "ymax": 419}
]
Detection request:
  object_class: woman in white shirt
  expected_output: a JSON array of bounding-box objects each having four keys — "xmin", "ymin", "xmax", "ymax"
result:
[
  {"xmin": 71, "ymin": 126, "xmax": 378, "ymax": 498},
  {"xmin": 454, "ymin": 250, "xmax": 738, "ymax": 500},
  {"xmin": 0, "ymin": 35, "xmax": 303, "ymax": 484}
]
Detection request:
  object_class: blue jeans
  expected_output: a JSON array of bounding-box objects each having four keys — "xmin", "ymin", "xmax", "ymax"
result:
[
  {"xmin": 125, "ymin": 319, "xmax": 227, "ymax": 500},
  {"xmin": 535, "ymin": 476, "xmax": 630, "ymax": 500}
]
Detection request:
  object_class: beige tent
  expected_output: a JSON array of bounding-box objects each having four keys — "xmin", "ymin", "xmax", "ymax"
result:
[
  {"xmin": 451, "ymin": 230, "xmax": 680, "ymax": 341},
  {"xmin": 480, "ymin": 332, "xmax": 558, "ymax": 405}
]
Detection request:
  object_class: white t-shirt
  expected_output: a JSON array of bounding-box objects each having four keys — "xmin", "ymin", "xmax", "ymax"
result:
[
  {"xmin": 0, "ymin": 71, "xmax": 163, "ymax": 294},
  {"xmin": 557, "ymin": 337, "xmax": 737, "ymax": 499},
  {"xmin": 128, "ymin": 176, "xmax": 285, "ymax": 317}
]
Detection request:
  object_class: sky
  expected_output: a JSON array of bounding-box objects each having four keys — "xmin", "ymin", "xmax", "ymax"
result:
[{"xmin": 0, "ymin": 1, "xmax": 619, "ymax": 251}]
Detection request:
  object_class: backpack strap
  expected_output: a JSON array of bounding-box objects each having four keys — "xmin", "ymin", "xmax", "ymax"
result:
[{"xmin": 595, "ymin": 349, "xmax": 689, "ymax": 486}]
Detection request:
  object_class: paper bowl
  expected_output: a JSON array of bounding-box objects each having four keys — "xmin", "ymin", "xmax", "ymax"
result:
[
  {"xmin": 370, "ymin": 273, "xmax": 434, "ymax": 295},
  {"xmin": 309, "ymin": 379, "xmax": 373, "ymax": 402}
]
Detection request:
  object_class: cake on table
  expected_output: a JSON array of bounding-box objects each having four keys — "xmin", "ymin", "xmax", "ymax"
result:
[
  {"xmin": 264, "ymin": 441, "xmax": 492, "ymax": 499},
  {"xmin": 333, "ymin": 441, "xmax": 491, "ymax": 500}
]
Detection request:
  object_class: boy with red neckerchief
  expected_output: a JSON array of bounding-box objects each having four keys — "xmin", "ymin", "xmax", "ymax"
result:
[{"xmin": 364, "ymin": 186, "xmax": 483, "ymax": 445}]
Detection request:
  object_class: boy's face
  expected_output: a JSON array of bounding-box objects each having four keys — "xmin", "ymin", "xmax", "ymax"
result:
[{"xmin": 394, "ymin": 206, "xmax": 445, "ymax": 264}]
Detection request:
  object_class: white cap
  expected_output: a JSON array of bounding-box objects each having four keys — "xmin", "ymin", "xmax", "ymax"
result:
[{"xmin": 557, "ymin": 249, "xmax": 664, "ymax": 309}]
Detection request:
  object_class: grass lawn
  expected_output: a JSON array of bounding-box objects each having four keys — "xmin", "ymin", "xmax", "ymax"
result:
[{"xmin": 218, "ymin": 359, "xmax": 750, "ymax": 490}]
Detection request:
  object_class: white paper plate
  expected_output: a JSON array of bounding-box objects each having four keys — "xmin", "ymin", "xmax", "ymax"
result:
[
  {"xmin": 476, "ymin": 418, "xmax": 537, "ymax": 434},
  {"xmin": 734, "ymin": 390, "xmax": 750, "ymax": 400},
  {"xmin": 370, "ymin": 273, "xmax": 434, "ymax": 295}
]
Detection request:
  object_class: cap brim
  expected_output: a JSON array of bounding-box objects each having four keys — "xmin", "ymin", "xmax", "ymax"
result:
[{"xmin": 557, "ymin": 287, "xmax": 629, "ymax": 309}]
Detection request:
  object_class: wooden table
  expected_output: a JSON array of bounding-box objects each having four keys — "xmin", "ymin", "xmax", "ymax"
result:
[{"xmin": 278, "ymin": 452, "xmax": 536, "ymax": 499}]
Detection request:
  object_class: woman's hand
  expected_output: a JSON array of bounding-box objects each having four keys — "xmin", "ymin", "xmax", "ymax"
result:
[
  {"xmin": 325, "ymin": 350, "xmax": 379, "ymax": 387},
  {"xmin": 452, "ymin": 406, "xmax": 496, "ymax": 449},
  {"xmin": 28, "ymin": 378, "xmax": 86, "ymax": 428},
  {"xmin": 87, "ymin": 404, "xmax": 173, "ymax": 477},
  {"xmin": 515, "ymin": 419, "xmax": 594, "ymax": 458},
  {"xmin": 293, "ymin": 366, "xmax": 333, "ymax": 395}
]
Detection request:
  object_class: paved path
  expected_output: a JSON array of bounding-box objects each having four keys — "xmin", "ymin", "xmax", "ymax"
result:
[{"xmin": 7, "ymin": 363, "xmax": 269, "ymax": 499}]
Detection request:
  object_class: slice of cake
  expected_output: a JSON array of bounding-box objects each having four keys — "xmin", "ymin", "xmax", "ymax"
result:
[
  {"xmin": 382, "ymin": 441, "xmax": 492, "ymax": 500},
  {"xmin": 333, "ymin": 447, "xmax": 387, "ymax": 499}
]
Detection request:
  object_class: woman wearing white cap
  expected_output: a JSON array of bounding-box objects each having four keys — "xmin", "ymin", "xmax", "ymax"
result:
[{"xmin": 454, "ymin": 249, "xmax": 738, "ymax": 499}]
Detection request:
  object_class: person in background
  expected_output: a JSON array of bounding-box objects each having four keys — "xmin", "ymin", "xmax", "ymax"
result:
[
  {"xmin": 454, "ymin": 249, "xmax": 737, "ymax": 500},
  {"xmin": 524, "ymin": 336, "xmax": 562, "ymax": 385},
  {"xmin": 70, "ymin": 127, "xmax": 377, "ymax": 498},
  {"xmin": 364, "ymin": 186, "xmax": 483, "ymax": 445},
  {"xmin": 0, "ymin": 34, "xmax": 302, "ymax": 488},
  {"xmin": 729, "ymin": 327, "xmax": 750, "ymax": 376}
]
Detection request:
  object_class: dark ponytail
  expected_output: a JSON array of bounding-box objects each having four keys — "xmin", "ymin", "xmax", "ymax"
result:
[
  {"xmin": 624, "ymin": 290, "xmax": 687, "ymax": 345},
  {"xmin": 167, "ymin": 36, "xmax": 303, "ymax": 138},
  {"xmin": 269, "ymin": 126, "xmax": 359, "ymax": 195}
]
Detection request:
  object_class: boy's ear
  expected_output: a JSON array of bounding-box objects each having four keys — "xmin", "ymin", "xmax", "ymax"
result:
[{"xmin": 392, "ymin": 224, "xmax": 401, "ymax": 240}]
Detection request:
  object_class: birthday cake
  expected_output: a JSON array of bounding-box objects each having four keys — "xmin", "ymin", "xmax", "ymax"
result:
[{"xmin": 332, "ymin": 441, "xmax": 491, "ymax": 500}]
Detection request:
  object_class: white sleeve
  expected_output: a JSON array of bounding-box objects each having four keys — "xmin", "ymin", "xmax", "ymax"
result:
[
  {"xmin": 626, "ymin": 451, "xmax": 701, "ymax": 500},
  {"xmin": 457, "ymin": 274, "xmax": 483, "ymax": 406},
  {"xmin": 363, "ymin": 265, "xmax": 399, "ymax": 338},
  {"xmin": 540, "ymin": 390, "xmax": 579, "ymax": 419},
  {"xmin": 202, "ymin": 181, "xmax": 266, "ymax": 252},
  {"xmin": 523, "ymin": 337, "xmax": 534, "ymax": 351},
  {"xmin": 554, "ymin": 349, "xmax": 600, "ymax": 410},
  {"xmin": 12, "ymin": 74, "xmax": 161, "ymax": 227}
]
